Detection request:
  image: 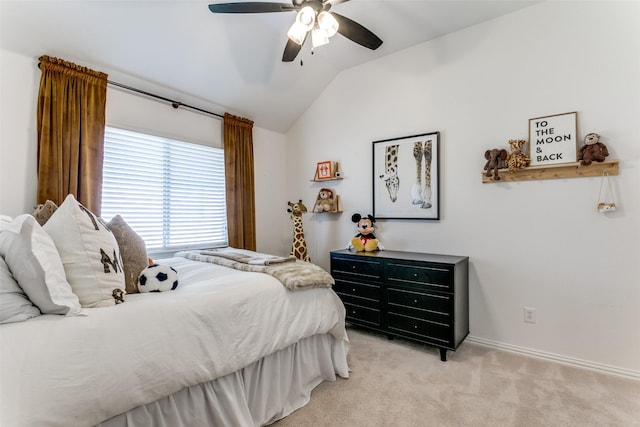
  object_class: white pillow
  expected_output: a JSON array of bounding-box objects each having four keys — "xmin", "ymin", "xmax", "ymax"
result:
[
  {"xmin": 0, "ymin": 255, "xmax": 41, "ymax": 324},
  {"xmin": 0, "ymin": 214, "xmax": 83, "ymax": 316},
  {"xmin": 44, "ymin": 194, "xmax": 126, "ymax": 307}
]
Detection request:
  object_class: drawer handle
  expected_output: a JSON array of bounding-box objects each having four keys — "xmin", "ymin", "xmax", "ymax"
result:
[
  {"xmin": 414, "ymin": 299, "xmax": 418, "ymax": 303},
  {"xmin": 414, "ymin": 273, "xmax": 418, "ymax": 277},
  {"xmin": 414, "ymin": 325, "xmax": 418, "ymax": 329},
  {"xmin": 351, "ymin": 310, "xmax": 356, "ymax": 314},
  {"xmin": 352, "ymin": 266, "xmax": 356, "ymax": 269},
  {"xmin": 352, "ymin": 288, "xmax": 356, "ymax": 292}
]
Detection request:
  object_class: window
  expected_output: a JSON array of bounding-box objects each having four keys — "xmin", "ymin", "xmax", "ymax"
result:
[{"xmin": 102, "ymin": 127, "xmax": 227, "ymax": 253}]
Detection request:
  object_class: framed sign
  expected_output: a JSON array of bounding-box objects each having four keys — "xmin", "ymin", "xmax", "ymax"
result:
[
  {"xmin": 315, "ymin": 161, "xmax": 332, "ymax": 180},
  {"xmin": 373, "ymin": 132, "xmax": 440, "ymax": 220},
  {"xmin": 529, "ymin": 112, "xmax": 578, "ymax": 166}
]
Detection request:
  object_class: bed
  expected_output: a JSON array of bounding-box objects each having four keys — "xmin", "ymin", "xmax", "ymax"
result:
[{"xmin": 0, "ymin": 212, "xmax": 349, "ymax": 426}]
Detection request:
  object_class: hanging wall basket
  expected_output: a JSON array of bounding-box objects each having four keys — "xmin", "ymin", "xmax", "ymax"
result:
[{"xmin": 597, "ymin": 171, "xmax": 617, "ymax": 213}]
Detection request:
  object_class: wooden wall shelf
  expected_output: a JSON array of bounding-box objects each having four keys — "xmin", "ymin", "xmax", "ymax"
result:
[
  {"xmin": 310, "ymin": 177, "xmax": 343, "ymax": 183},
  {"xmin": 482, "ymin": 159, "xmax": 619, "ymax": 183}
]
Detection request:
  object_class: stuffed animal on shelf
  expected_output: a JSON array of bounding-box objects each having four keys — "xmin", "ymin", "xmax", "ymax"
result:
[
  {"xmin": 578, "ymin": 133, "xmax": 609, "ymax": 166},
  {"xmin": 505, "ymin": 139, "xmax": 530, "ymax": 172},
  {"xmin": 348, "ymin": 213, "xmax": 384, "ymax": 252},
  {"xmin": 313, "ymin": 188, "xmax": 336, "ymax": 212},
  {"xmin": 484, "ymin": 148, "xmax": 508, "ymax": 180}
]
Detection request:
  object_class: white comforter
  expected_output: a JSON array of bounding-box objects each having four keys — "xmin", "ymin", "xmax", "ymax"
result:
[{"xmin": 0, "ymin": 256, "xmax": 348, "ymax": 427}]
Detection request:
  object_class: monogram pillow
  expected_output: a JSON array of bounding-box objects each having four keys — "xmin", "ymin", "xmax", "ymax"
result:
[{"xmin": 43, "ymin": 194, "xmax": 126, "ymax": 307}]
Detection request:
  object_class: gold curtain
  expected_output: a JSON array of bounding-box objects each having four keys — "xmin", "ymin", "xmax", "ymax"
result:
[
  {"xmin": 37, "ymin": 55, "xmax": 108, "ymax": 215},
  {"xmin": 223, "ymin": 113, "xmax": 256, "ymax": 250}
]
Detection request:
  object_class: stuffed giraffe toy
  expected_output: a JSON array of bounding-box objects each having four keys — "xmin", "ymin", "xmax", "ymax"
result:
[
  {"xmin": 287, "ymin": 200, "xmax": 311, "ymax": 262},
  {"xmin": 506, "ymin": 139, "xmax": 531, "ymax": 172}
]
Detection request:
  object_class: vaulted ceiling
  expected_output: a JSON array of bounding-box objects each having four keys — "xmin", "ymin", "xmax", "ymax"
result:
[{"xmin": 1, "ymin": 1, "xmax": 539, "ymax": 132}]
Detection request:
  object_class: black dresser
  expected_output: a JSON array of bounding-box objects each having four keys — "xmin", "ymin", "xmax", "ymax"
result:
[{"xmin": 330, "ymin": 249, "xmax": 469, "ymax": 361}]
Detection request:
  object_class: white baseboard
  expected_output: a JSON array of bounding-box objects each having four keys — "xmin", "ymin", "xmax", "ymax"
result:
[{"xmin": 466, "ymin": 335, "xmax": 640, "ymax": 380}]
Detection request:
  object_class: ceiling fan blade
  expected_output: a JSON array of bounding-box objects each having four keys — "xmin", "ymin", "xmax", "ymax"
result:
[
  {"xmin": 331, "ymin": 12, "xmax": 383, "ymax": 50},
  {"xmin": 322, "ymin": 0, "xmax": 349, "ymax": 9},
  {"xmin": 282, "ymin": 37, "xmax": 304, "ymax": 62},
  {"xmin": 208, "ymin": 2, "xmax": 295, "ymax": 13}
]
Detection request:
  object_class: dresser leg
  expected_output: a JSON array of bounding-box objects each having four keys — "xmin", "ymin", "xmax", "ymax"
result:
[{"xmin": 439, "ymin": 348, "xmax": 447, "ymax": 361}]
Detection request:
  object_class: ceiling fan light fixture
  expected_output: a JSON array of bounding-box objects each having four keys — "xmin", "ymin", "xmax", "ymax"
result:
[
  {"xmin": 287, "ymin": 21, "xmax": 308, "ymax": 45},
  {"xmin": 296, "ymin": 6, "xmax": 316, "ymax": 31},
  {"xmin": 311, "ymin": 25, "xmax": 329, "ymax": 48},
  {"xmin": 317, "ymin": 11, "xmax": 339, "ymax": 37}
]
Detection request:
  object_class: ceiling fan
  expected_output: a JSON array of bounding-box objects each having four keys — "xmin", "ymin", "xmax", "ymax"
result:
[{"xmin": 208, "ymin": 0, "xmax": 383, "ymax": 62}]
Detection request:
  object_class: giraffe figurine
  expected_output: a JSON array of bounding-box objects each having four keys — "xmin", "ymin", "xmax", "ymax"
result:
[
  {"xmin": 287, "ymin": 200, "xmax": 311, "ymax": 262},
  {"xmin": 379, "ymin": 144, "xmax": 400, "ymax": 203}
]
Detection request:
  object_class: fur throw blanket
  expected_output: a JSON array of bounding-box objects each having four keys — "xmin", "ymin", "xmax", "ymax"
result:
[{"xmin": 176, "ymin": 248, "xmax": 334, "ymax": 291}]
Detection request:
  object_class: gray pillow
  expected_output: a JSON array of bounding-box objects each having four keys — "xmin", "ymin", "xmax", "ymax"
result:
[
  {"xmin": 0, "ymin": 256, "xmax": 41, "ymax": 324},
  {"xmin": 107, "ymin": 215, "xmax": 148, "ymax": 294}
]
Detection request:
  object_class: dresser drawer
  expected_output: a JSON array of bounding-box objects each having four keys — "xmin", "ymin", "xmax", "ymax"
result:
[
  {"xmin": 385, "ymin": 261, "xmax": 453, "ymax": 291},
  {"xmin": 334, "ymin": 279, "xmax": 381, "ymax": 302},
  {"xmin": 387, "ymin": 287, "xmax": 452, "ymax": 320},
  {"xmin": 331, "ymin": 256, "xmax": 383, "ymax": 280},
  {"xmin": 387, "ymin": 312, "xmax": 451, "ymax": 345},
  {"xmin": 343, "ymin": 302, "xmax": 381, "ymax": 327}
]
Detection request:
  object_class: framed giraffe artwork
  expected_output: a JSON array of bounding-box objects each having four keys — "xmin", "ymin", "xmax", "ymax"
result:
[
  {"xmin": 372, "ymin": 131, "xmax": 440, "ymax": 220},
  {"xmin": 316, "ymin": 161, "xmax": 333, "ymax": 180}
]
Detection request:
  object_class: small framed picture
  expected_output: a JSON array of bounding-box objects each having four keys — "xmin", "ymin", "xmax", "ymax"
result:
[
  {"xmin": 529, "ymin": 111, "xmax": 578, "ymax": 166},
  {"xmin": 316, "ymin": 161, "xmax": 333, "ymax": 180}
]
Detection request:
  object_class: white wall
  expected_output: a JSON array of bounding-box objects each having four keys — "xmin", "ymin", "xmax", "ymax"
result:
[
  {"xmin": 287, "ymin": 1, "xmax": 640, "ymax": 375},
  {"xmin": 0, "ymin": 49, "xmax": 288, "ymax": 256},
  {"xmin": 253, "ymin": 125, "xmax": 290, "ymax": 255},
  {"xmin": 0, "ymin": 50, "xmax": 40, "ymax": 215}
]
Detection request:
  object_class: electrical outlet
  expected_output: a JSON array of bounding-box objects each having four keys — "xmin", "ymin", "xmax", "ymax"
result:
[{"xmin": 524, "ymin": 307, "xmax": 536, "ymax": 324}]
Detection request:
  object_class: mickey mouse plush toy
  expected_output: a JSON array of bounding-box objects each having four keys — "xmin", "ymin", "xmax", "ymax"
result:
[{"xmin": 348, "ymin": 213, "xmax": 384, "ymax": 252}]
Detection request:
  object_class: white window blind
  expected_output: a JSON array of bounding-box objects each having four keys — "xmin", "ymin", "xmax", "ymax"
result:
[{"xmin": 102, "ymin": 127, "xmax": 227, "ymax": 252}]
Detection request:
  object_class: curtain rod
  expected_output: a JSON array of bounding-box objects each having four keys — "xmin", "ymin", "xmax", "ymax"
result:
[
  {"xmin": 107, "ymin": 80, "xmax": 224, "ymax": 119},
  {"xmin": 37, "ymin": 61, "xmax": 224, "ymax": 119}
]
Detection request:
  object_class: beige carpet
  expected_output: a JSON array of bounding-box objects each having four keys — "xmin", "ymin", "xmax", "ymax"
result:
[{"xmin": 275, "ymin": 327, "xmax": 640, "ymax": 427}]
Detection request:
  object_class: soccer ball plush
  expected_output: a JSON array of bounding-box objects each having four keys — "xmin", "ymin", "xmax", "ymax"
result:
[{"xmin": 137, "ymin": 264, "xmax": 179, "ymax": 293}]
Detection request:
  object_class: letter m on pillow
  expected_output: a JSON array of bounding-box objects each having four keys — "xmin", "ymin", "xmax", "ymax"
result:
[{"xmin": 100, "ymin": 248, "xmax": 122, "ymax": 274}]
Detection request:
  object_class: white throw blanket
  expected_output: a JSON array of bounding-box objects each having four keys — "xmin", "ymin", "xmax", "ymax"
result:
[{"xmin": 176, "ymin": 248, "xmax": 335, "ymax": 291}]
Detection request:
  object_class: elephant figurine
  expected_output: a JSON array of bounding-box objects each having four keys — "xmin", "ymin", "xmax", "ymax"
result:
[{"xmin": 484, "ymin": 148, "xmax": 508, "ymax": 180}]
